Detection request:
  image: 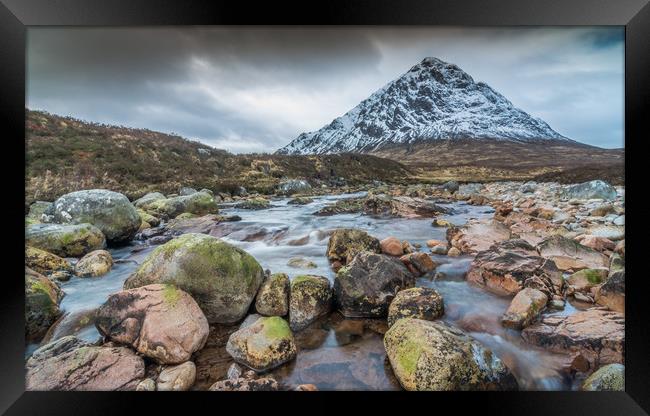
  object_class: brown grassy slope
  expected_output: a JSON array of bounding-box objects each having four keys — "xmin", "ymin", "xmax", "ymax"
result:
[
  {"xmin": 370, "ymin": 138, "xmax": 624, "ymax": 185},
  {"xmin": 25, "ymin": 110, "xmax": 412, "ymax": 204}
]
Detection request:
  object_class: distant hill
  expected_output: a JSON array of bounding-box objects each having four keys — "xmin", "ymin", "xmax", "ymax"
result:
[{"xmin": 25, "ymin": 110, "xmax": 412, "ymax": 204}]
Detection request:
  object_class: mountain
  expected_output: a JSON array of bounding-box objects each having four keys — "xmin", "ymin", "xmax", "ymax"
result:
[
  {"xmin": 25, "ymin": 110, "xmax": 411, "ymax": 205},
  {"xmin": 277, "ymin": 57, "xmax": 573, "ymax": 155}
]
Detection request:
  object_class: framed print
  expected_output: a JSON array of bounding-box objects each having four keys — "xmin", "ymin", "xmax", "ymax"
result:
[{"xmin": 1, "ymin": 0, "xmax": 648, "ymax": 414}]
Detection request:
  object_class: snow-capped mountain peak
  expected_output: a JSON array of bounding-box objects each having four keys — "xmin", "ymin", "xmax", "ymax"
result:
[{"xmin": 277, "ymin": 57, "xmax": 570, "ymax": 155}]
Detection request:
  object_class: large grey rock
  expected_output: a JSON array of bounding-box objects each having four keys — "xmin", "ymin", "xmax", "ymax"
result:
[
  {"xmin": 123, "ymin": 233, "xmax": 264, "ymax": 324},
  {"xmin": 289, "ymin": 275, "xmax": 332, "ymax": 331},
  {"xmin": 561, "ymin": 180, "xmax": 617, "ymax": 201},
  {"xmin": 277, "ymin": 179, "xmax": 312, "ymax": 195},
  {"xmin": 45, "ymin": 189, "xmax": 141, "ymax": 243}
]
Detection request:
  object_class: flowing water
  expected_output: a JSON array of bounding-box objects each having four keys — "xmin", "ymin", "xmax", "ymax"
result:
[{"xmin": 26, "ymin": 192, "xmax": 575, "ymax": 390}]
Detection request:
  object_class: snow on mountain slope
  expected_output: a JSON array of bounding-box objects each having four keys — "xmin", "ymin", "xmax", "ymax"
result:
[{"xmin": 277, "ymin": 57, "xmax": 571, "ymax": 155}]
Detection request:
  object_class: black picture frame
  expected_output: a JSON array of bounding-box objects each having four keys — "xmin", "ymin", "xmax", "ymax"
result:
[{"xmin": 2, "ymin": 0, "xmax": 648, "ymax": 414}]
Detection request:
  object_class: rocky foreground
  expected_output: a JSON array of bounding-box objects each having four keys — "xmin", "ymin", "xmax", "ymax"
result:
[{"xmin": 24, "ymin": 178, "xmax": 625, "ymax": 391}]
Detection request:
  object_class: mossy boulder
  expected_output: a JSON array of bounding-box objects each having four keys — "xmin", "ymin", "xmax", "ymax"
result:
[
  {"xmin": 289, "ymin": 275, "xmax": 332, "ymax": 331},
  {"xmin": 26, "ymin": 223, "xmax": 106, "ymax": 257},
  {"xmin": 25, "ymin": 246, "xmax": 73, "ymax": 275},
  {"xmin": 45, "ymin": 189, "xmax": 141, "ymax": 243},
  {"xmin": 137, "ymin": 208, "xmax": 160, "ymax": 227},
  {"xmin": 26, "ymin": 201, "xmax": 52, "ymax": 225},
  {"xmin": 566, "ymin": 268, "xmax": 608, "ymax": 293},
  {"xmin": 387, "ymin": 287, "xmax": 444, "ymax": 327},
  {"xmin": 326, "ymin": 228, "xmax": 381, "ymax": 265},
  {"xmin": 144, "ymin": 191, "xmax": 218, "ymax": 219},
  {"xmin": 581, "ymin": 363, "xmax": 624, "ymax": 391},
  {"xmin": 123, "ymin": 233, "xmax": 264, "ymax": 323},
  {"xmin": 74, "ymin": 249, "xmax": 113, "ymax": 277},
  {"xmin": 384, "ymin": 319, "xmax": 518, "ymax": 391},
  {"xmin": 96, "ymin": 284, "xmax": 209, "ymax": 364},
  {"xmin": 234, "ymin": 197, "xmax": 271, "ymax": 210},
  {"xmin": 25, "ymin": 267, "xmax": 64, "ymax": 341},
  {"xmin": 334, "ymin": 251, "xmax": 415, "ymax": 318},
  {"xmin": 133, "ymin": 192, "xmax": 166, "ymax": 209},
  {"xmin": 288, "ymin": 197, "xmax": 314, "ymax": 205},
  {"xmin": 255, "ymin": 273, "xmax": 290, "ymax": 316},
  {"xmin": 226, "ymin": 316, "xmax": 297, "ymax": 372}
]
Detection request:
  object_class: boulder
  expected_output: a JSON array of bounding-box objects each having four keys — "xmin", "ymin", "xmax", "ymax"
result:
[
  {"xmin": 226, "ymin": 316, "xmax": 297, "ymax": 372},
  {"xmin": 575, "ymin": 235, "xmax": 615, "ymax": 252},
  {"xmin": 289, "ymin": 275, "xmax": 332, "ymax": 331},
  {"xmin": 123, "ymin": 233, "xmax": 264, "ymax": 323},
  {"xmin": 277, "ymin": 179, "xmax": 312, "ymax": 195},
  {"xmin": 595, "ymin": 270, "xmax": 625, "ymax": 314},
  {"xmin": 234, "ymin": 198, "xmax": 271, "ymax": 210},
  {"xmin": 25, "ymin": 267, "xmax": 63, "ymax": 341},
  {"xmin": 25, "ymin": 223, "xmax": 106, "ymax": 257},
  {"xmin": 96, "ymin": 284, "xmax": 209, "ymax": 364},
  {"xmin": 25, "ymin": 246, "xmax": 73, "ymax": 275},
  {"xmin": 456, "ymin": 183, "xmax": 484, "ymax": 198},
  {"xmin": 157, "ymin": 361, "xmax": 197, "ymax": 391},
  {"xmin": 387, "ymin": 287, "xmax": 444, "ymax": 327},
  {"xmin": 326, "ymin": 228, "xmax": 381, "ymax": 265},
  {"xmin": 400, "ymin": 252, "xmax": 437, "ymax": 276},
  {"xmin": 521, "ymin": 308, "xmax": 624, "ymax": 371},
  {"xmin": 209, "ymin": 377, "xmax": 279, "ymax": 391},
  {"xmin": 561, "ymin": 180, "xmax": 617, "ymax": 201},
  {"xmin": 566, "ymin": 269, "xmax": 608, "ymax": 293},
  {"xmin": 334, "ymin": 252, "xmax": 415, "ymax": 318},
  {"xmin": 179, "ymin": 187, "xmax": 198, "ymax": 196},
  {"xmin": 26, "ymin": 336, "xmax": 145, "ymax": 391},
  {"xmin": 287, "ymin": 257, "xmax": 317, "ymax": 269},
  {"xmin": 45, "ymin": 189, "xmax": 141, "ymax": 243},
  {"xmin": 380, "ymin": 237, "xmax": 404, "ymax": 256},
  {"xmin": 441, "ymin": 181, "xmax": 459, "ymax": 193},
  {"xmin": 536, "ymin": 235, "xmax": 609, "ymax": 272},
  {"xmin": 137, "ymin": 208, "xmax": 160, "ymax": 227},
  {"xmin": 133, "ymin": 192, "xmax": 166, "ymax": 209},
  {"xmin": 74, "ymin": 249, "xmax": 113, "ymax": 277},
  {"xmin": 581, "ymin": 363, "xmax": 625, "ymax": 391},
  {"xmin": 26, "ymin": 201, "xmax": 52, "ymax": 225},
  {"xmin": 501, "ymin": 288, "xmax": 548, "ymax": 329},
  {"xmin": 288, "ymin": 196, "xmax": 314, "ymax": 205},
  {"xmin": 447, "ymin": 220, "xmax": 511, "ymax": 254},
  {"xmin": 255, "ymin": 273, "xmax": 290, "ymax": 316},
  {"xmin": 384, "ymin": 319, "xmax": 518, "ymax": 391},
  {"xmin": 584, "ymin": 225, "xmax": 625, "ymax": 241},
  {"xmin": 466, "ymin": 239, "xmax": 563, "ymax": 298},
  {"xmin": 144, "ymin": 192, "xmax": 219, "ymax": 219},
  {"xmin": 136, "ymin": 378, "xmax": 156, "ymax": 391}
]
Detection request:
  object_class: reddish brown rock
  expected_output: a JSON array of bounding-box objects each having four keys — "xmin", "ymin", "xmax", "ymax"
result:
[
  {"xmin": 466, "ymin": 239, "xmax": 563, "ymax": 297},
  {"xmin": 26, "ymin": 336, "xmax": 145, "ymax": 391},
  {"xmin": 399, "ymin": 252, "xmax": 437, "ymax": 276},
  {"xmin": 521, "ymin": 308, "xmax": 624, "ymax": 372},
  {"xmin": 501, "ymin": 288, "xmax": 548, "ymax": 329},
  {"xmin": 380, "ymin": 237, "xmax": 404, "ymax": 256},
  {"xmin": 447, "ymin": 220, "xmax": 511, "ymax": 254},
  {"xmin": 536, "ymin": 235, "xmax": 609, "ymax": 272},
  {"xmin": 575, "ymin": 235, "xmax": 616, "ymax": 252},
  {"xmin": 595, "ymin": 271, "xmax": 625, "ymax": 314},
  {"xmin": 96, "ymin": 284, "xmax": 209, "ymax": 364}
]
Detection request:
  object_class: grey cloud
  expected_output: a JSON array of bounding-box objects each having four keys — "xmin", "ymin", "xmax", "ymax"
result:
[{"xmin": 27, "ymin": 26, "xmax": 624, "ymax": 152}]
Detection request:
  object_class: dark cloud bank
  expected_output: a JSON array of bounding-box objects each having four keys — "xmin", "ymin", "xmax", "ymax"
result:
[{"xmin": 27, "ymin": 26, "xmax": 624, "ymax": 153}]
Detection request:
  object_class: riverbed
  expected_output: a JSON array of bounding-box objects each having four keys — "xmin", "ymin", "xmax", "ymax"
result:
[{"xmin": 27, "ymin": 192, "xmax": 577, "ymax": 390}]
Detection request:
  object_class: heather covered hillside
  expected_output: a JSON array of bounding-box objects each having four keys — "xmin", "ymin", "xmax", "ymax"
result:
[{"xmin": 26, "ymin": 110, "xmax": 411, "ymax": 205}]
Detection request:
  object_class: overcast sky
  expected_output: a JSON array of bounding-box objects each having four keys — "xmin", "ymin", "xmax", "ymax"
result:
[{"xmin": 27, "ymin": 26, "xmax": 624, "ymax": 152}]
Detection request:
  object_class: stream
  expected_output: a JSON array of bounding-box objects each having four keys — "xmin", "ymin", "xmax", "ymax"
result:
[{"xmin": 26, "ymin": 192, "xmax": 576, "ymax": 390}]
